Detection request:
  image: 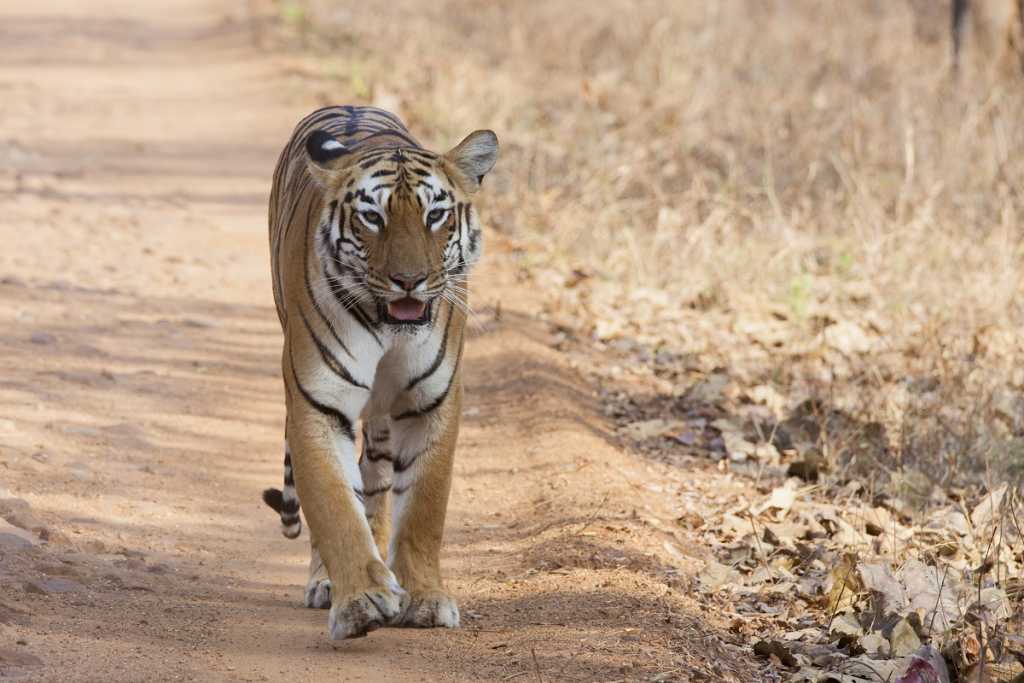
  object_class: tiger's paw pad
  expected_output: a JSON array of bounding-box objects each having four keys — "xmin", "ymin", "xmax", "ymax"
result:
[
  {"xmin": 303, "ymin": 578, "xmax": 331, "ymax": 609},
  {"xmin": 328, "ymin": 587, "xmax": 403, "ymax": 640},
  {"xmin": 394, "ymin": 591, "xmax": 460, "ymax": 628}
]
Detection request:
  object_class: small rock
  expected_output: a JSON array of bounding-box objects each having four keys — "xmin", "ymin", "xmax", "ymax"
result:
[{"xmin": 29, "ymin": 332, "xmax": 56, "ymax": 345}]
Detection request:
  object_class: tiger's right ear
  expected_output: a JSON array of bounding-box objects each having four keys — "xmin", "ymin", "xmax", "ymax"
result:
[{"xmin": 305, "ymin": 130, "xmax": 350, "ymax": 186}]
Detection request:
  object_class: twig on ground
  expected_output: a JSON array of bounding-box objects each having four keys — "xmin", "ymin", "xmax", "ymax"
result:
[
  {"xmin": 926, "ymin": 563, "xmax": 949, "ymax": 638},
  {"xmin": 574, "ymin": 494, "xmax": 610, "ymax": 535},
  {"xmin": 747, "ymin": 512, "xmax": 771, "ymax": 574},
  {"xmin": 531, "ymin": 647, "xmax": 543, "ymax": 683}
]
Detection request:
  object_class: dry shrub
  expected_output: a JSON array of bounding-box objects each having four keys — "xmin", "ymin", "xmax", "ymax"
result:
[{"xmin": 281, "ymin": 0, "xmax": 1024, "ymax": 493}]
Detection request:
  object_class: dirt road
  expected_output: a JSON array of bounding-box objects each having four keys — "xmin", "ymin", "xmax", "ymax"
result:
[{"xmin": 0, "ymin": 2, "xmax": 757, "ymax": 680}]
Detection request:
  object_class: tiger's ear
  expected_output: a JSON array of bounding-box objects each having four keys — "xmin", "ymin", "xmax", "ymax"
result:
[
  {"xmin": 444, "ymin": 130, "xmax": 499, "ymax": 193},
  {"xmin": 305, "ymin": 130, "xmax": 350, "ymax": 186}
]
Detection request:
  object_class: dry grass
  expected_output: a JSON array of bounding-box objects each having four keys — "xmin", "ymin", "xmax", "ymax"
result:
[{"xmin": 279, "ymin": 0, "xmax": 1024, "ymax": 493}]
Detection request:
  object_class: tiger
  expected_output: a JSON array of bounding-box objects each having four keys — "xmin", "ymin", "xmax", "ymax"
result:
[{"xmin": 260, "ymin": 105, "xmax": 498, "ymax": 640}]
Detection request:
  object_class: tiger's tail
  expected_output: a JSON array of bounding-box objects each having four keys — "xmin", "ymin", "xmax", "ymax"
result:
[{"xmin": 262, "ymin": 443, "xmax": 302, "ymax": 538}]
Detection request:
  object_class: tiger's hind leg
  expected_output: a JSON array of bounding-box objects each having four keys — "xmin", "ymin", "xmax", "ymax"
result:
[
  {"xmin": 304, "ymin": 544, "xmax": 332, "ymax": 609},
  {"xmin": 260, "ymin": 432, "xmax": 335, "ymax": 609},
  {"xmin": 261, "ymin": 439, "xmax": 302, "ymax": 539}
]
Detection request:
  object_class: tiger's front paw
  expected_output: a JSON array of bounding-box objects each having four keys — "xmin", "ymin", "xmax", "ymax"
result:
[
  {"xmin": 393, "ymin": 590, "xmax": 460, "ymax": 628},
  {"xmin": 327, "ymin": 562, "xmax": 405, "ymax": 640}
]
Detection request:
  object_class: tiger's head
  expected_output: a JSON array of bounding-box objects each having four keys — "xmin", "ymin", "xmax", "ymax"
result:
[{"xmin": 305, "ymin": 128, "xmax": 498, "ymax": 328}]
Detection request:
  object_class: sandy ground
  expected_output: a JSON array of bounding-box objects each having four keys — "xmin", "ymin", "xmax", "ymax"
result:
[{"xmin": 0, "ymin": 2, "xmax": 762, "ymax": 681}]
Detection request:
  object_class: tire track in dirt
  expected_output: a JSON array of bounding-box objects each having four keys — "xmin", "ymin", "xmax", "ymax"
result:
[{"xmin": 0, "ymin": 2, "xmax": 759, "ymax": 680}]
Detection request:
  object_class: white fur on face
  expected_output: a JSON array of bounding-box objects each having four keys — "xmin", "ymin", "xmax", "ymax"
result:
[
  {"xmin": 353, "ymin": 174, "xmax": 392, "ymax": 233},
  {"xmin": 414, "ymin": 174, "xmax": 454, "ymax": 231}
]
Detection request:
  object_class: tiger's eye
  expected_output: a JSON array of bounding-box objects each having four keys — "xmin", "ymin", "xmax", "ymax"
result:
[{"xmin": 361, "ymin": 210, "xmax": 383, "ymax": 227}]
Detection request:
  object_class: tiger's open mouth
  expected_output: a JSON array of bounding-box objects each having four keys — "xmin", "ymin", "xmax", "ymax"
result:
[{"xmin": 382, "ymin": 297, "xmax": 431, "ymax": 325}]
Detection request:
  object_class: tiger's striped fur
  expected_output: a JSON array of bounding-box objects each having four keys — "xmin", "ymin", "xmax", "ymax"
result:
[{"xmin": 261, "ymin": 105, "xmax": 497, "ymax": 639}]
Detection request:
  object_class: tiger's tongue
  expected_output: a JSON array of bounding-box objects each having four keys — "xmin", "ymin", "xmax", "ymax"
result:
[{"xmin": 387, "ymin": 298, "xmax": 427, "ymax": 321}]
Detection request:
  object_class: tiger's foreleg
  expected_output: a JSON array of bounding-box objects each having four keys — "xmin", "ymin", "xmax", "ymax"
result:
[
  {"xmin": 386, "ymin": 379, "xmax": 462, "ymax": 628},
  {"xmin": 303, "ymin": 419, "xmax": 393, "ymax": 609},
  {"xmin": 359, "ymin": 417, "xmax": 394, "ymax": 559},
  {"xmin": 286, "ymin": 355, "xmax": 404, "ymax": 639}
]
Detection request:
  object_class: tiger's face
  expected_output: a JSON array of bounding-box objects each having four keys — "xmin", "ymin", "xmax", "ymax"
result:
[{"xmin": 306, "ymin": 130, "xmax": 498, "ymax": 327}]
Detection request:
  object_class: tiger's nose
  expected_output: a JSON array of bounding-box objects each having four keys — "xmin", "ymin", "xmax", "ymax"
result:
[{"xmin": 389, "ymin": 272, "xmax": 427, "ymax": 292}]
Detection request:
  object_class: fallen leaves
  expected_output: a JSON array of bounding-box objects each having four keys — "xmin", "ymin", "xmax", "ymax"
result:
[
  {"xmin": 705, "ymin": 480, "xmax": 1024, "ymax": 681},
  {"xmin": 610, "ymin": 363, "xmax": 1024, "ymax": 680}
]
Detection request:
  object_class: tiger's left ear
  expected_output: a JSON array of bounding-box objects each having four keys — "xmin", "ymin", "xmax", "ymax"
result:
[
  {"xmin": 444, "ymin": 130, "xmax": 499, "ymax": 193},
  {"xmin": 305, "ymin": 130, "xmax": 350, "ymax": 186}
]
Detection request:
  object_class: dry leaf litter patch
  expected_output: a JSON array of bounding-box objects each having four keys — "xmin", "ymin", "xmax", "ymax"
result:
[{"xmin": 533, "ymin": 282, "xmax": 1024, "ymax": 682}]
